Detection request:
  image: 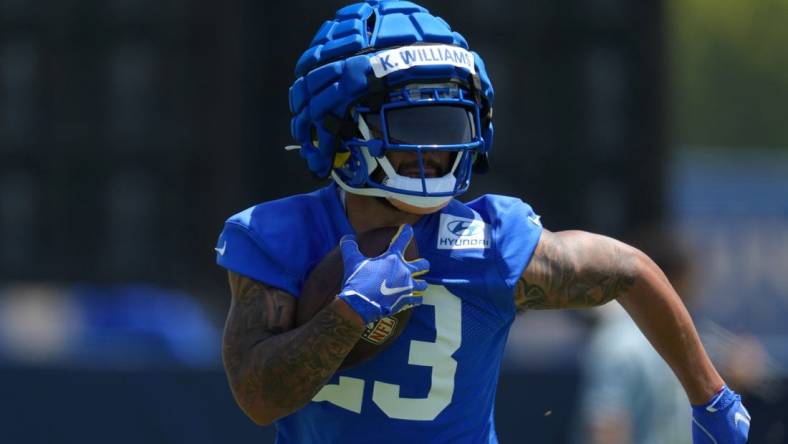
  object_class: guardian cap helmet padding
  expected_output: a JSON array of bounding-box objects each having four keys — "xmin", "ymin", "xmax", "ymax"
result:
[{"xmin": 288, "ymin": 0, "xmax": 494, "ymax": 213}]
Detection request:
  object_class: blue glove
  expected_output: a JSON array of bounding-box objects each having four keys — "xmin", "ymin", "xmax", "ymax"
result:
[
  {"xmin": 692, "ymin": 385, "xmax": 751, "ymax": 444},
  {"xmin": 337, "ymin": 225, "xmax": 429, "ymax": 324}
]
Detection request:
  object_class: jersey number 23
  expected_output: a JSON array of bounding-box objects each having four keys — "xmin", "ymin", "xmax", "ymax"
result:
[{"xmin": 312, "ymin": 286, "xmax": 461, "ymax": 421}]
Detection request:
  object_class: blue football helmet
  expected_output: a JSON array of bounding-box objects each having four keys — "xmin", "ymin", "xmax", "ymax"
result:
[{"xmin": 288, "ymin": 0, "xmax": 494, "ymax": 213}]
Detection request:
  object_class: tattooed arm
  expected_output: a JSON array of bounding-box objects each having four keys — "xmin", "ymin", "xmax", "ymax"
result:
[
  {"xmin": 222, "ymin": 270, "xmax": 365, "ymax": 425},
  {"xmin": 516, "ymin": 229, "xmax": 724, "ymax": 404}
]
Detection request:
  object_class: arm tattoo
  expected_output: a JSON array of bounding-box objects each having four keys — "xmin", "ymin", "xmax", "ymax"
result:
[
  {"xmin": 222, "ymin": 272, "xmax": 294, "ymax": 387},
  {"xmin": 515, "ymin": 230, "xmax": 639, "ymax": 311},
  {"xmin": 222, "ymin": 271, "xmax": 362, "ymax": 419},
  {"xmin": 250, "ymin": 305, "xmax": 361, "ymax": 408}
]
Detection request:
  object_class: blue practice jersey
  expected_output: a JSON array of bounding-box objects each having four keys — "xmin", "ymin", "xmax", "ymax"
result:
[{"xmin": 216, "ymin": 183, "xmax": 542, "ymax": 444}]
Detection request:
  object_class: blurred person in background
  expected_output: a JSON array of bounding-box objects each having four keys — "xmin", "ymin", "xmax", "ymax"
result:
[
  {"xmin": 214, "ymin": 1, "xmax": 751, "ymax": 443},
  {"xmin": 573, "ymin": 227, "xmax": 767, "ymax": 444}
]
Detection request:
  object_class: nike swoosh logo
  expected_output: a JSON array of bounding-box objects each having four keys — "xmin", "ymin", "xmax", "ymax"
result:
[
  {"xmin": 734, "ymin": 412, "xmax": 750, "ymax": 428},
  {"xmin": 215, "ymin": 241, "xmax": 227, "ymax": 256},
  {"xmin": 380, "ymin": 280, "xmax": 411, "ymax": 296}
]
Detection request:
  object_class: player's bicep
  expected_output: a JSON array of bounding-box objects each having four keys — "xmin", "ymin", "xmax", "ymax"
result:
[
  {"xmin": 514, "ymin": 229, "xmax": 639, "ymax": 310},
  {"xmin": 223, "ymin": 271, "xmax": 296, "ymax": 368}
]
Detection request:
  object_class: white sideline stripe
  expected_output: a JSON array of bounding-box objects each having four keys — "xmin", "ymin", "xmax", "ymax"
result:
[
  {"xmin": 342, "ymin": 289, "xmax": 416, "ymax": 315},
  {"xmin": 344, "ymin": 258, "xmax": 370, "ymax": 283},
  {"xmin": 342, "ymin": 290, "xmax": 382, "ymax": 310},
  {"xmin": 692, "ymin": 417, "xmax": 718, "ymax": 444},
  {"xmin": 706, "ymin": 389, "xmax": 726, "ymax": 412}
]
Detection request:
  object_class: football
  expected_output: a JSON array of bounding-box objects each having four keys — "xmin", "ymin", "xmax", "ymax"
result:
[{"xmin": 296, "ymin": 226, "xmax": 419, "ymax": 370}]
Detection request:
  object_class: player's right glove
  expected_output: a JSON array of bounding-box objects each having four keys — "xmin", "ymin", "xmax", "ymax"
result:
[
  {"xmin": 337, "ymin": 224, "xmax": 429, "ymax": 324},
  {"xmin": 692, "ymin": 385, "xmax": 751, "ymax": 444}
]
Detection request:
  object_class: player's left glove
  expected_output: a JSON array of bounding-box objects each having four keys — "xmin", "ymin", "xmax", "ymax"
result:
[{"xmin": 692, "ymin": 385, "xmax": 751, "ymax": 444}]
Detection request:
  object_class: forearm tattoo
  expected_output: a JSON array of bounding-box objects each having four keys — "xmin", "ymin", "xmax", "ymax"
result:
[
  {"xmin": 222, "ymin": 272, "xmax": 362, "ymax": 416},
  {"xmin": 515, "ymin": 230, "xmax": 638, "ymax": 311},
  {"xmin": 252, "ymin": 306, "xmax": 361, "ymax": 407}
]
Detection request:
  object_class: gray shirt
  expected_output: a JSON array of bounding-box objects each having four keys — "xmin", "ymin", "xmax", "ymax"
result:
[{"xmin": 574, "ymin": 303, "xmax": 691, "ymax": 444}]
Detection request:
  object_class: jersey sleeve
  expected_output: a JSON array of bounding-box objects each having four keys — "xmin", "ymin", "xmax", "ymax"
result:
[
  {"xmin": 489, "ymin": 196, "xmax": 543, "ymax": 290},
  {"xmin": 215, "ymin": 208, "xmax": 301, "ymax": 296}
]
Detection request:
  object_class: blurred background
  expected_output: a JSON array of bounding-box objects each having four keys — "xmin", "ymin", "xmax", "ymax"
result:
[{"xmin": 1, "ymin": 0, "xmax": 786, "ymax": 442}]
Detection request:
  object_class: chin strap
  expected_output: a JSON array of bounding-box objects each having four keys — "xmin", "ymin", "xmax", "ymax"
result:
[{"xmin": 332, "ymin": 169, "xmax": 453, "ymax": 209}]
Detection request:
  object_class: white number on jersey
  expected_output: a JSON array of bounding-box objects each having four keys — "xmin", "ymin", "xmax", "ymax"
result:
[{"xmin": 312, "ymin": 285, "xmax": 462, "ymax": 421}]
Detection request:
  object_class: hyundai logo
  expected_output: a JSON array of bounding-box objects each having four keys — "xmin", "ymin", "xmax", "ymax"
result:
[{"xmin": 447, "ymin": 220, "xmax": 479, "ymax": 236}]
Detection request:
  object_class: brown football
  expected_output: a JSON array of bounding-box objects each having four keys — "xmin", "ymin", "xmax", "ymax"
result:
[{"xmin": 296, "ymin": 226, "xmax": 419, "ymax": 370}]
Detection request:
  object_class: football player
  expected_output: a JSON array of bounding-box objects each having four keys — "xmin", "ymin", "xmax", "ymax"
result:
[{"xmin": 215, "ymin": 1, "xmax": 750, "ymax": 442}]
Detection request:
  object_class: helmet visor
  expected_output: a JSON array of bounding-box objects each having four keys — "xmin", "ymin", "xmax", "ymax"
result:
[{"xmin": 366, "ymin": 106, "xmax": 476, "ymax": 145}]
